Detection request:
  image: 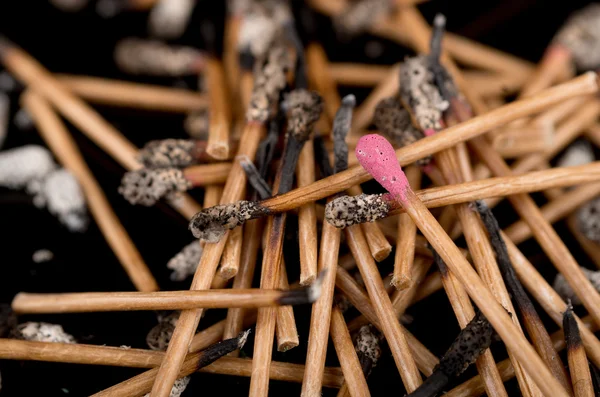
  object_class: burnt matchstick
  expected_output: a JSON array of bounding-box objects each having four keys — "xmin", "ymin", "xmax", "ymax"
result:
[
  {"xmin": 333, "ymin": 0, "xmax": 392, "ymax": 38},
  {"xmin": 564, "ymin": 304, "xmax": 596, "ymax": 397},
  {"xmin": 118, "ymin": 162, "xmax": 231, "ymax": 206},
  {"xmin": 114, "ymin": 38, "xmax": 205, "ymax": 77},
  {"xmin": 354, "ymin": 324, "xmax": 382, "ymax": 378},
  {"xmin": 407, "ymin": 310, "xmax": 495, "ymax": 397},
  {"xmin": 138, "ymin": 139, "xmax": 237, "ymax": 168},
  {"xmin": 240, "ymin": 156, "xmax": 272, "ymax": 200},
  {"xmin": 11, "ymin": 273, "xmax": 325, "ymax": 313},
  {"xmin": 355, "ymin": 133, "xmax": 571, "ymax": 397},
  {"xmin": 476, "ymin": 200, "xmax": 572, "ymax": 391}
]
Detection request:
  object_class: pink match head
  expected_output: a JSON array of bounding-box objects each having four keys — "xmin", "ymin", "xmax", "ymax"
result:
[{"xmin": 356, "ymin": 134, "xmax": 409, "ymax": 199}]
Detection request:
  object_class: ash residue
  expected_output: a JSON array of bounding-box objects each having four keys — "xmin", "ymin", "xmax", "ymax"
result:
[
  {"xmin": 577, "ymin": 196, "xmax": 600, "ymax": 244},
  {"xmin": 237, "ymin": 0, "xmax": 292, "ymax": 59},
  {"xmin": 14, "ymin": 322, "xmax": 76, "ymax": 344},
  {"xmin": 553, "ymin": 3, "xmax": 600, "ymax": 71},
  {"xmin": 189, "ymin": 200, "xmax": 268, "ymax": 242},
  {"xmin": 325, "ymin": 193, "xmax": 391, "ymax": 228},
  {"xmin": 119, "ymin": 168, "xmax": 192, "ymax": 206},
  {"xmin": 138, "ymin": 139, "xmax": 197, "ymax": 168},
  {"xmin": 284, "ymin": 89, "xmax": 323, "ymax": 142},
  {"xmin": 557, "ymin": 140, "xmax": 595, "ymax": 168},
  {"xmin": 333, "ymin": 0, "xmax": 392, "ymax": 38},
  {"xmin": 146, "ymin": 311, "xmax": 179, "ymax": 351},
  {"xmin": 354, "ymin": 325, "xmax": 382, "ymax": 376},
  {"xmin": 373, "ymin": 97, "xmax": 431, "ymax": 166},
  {"xmin": 0, "ymin": 145, "xmax": 56, "ymax": 189},
  {"xmin": 167, "ymin": 240, "xmax": 202, "ymax": 281},
  {"xmin": 553, "ymin": 266, "xmax": 600, "ymax": 305},
  {"xmin": 399, "ymin": 55, "xmax": 448, "ymax": 132}
]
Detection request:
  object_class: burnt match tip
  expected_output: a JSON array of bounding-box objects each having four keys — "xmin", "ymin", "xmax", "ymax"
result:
[
  {"xmin": 355, "ymin": 325, "xmax": 382, "ymax": 374},
  {"xmin": 237, "ymin": 329, "xmax": 251, "ymax": 349},
  {"xmin": 278, "ymin": 270, "xmax": 327, "ymax": 306},
  {"xmin": 433, "ymin": 14, "xmax": 446, "ymax": 29},
  {"xmin": 325, "ymin": 193, "xmax": 391, "ymax": 228},
  {"xmin": 188, "ymin": 200, "xmax": 267, "ymax": 242},
  {"xmin": 138, "ymin": 139, "xmax": 196, "ymax": 169},
  {"xmin": 341, "ymin": 94, "xmax": 356, "ymax": 108},
  {"xmin": 285, "ymin": 89, "xmax": 324, "ymax": 142},
  {"xmin": 563, "ymin": 302, "xmax": 582, "ymax": 349},
  {"xmin": 118, "ymin": 168, "xmax": 191, "ymax": 206}
]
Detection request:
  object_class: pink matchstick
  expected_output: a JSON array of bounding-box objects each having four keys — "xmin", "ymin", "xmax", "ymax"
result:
[{"xmin": 355, "ymin": 134, "xmax": 410, "ymax": 202}]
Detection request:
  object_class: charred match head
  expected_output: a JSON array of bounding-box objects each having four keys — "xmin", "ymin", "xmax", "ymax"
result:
[
  {"xmin": 399, "ymin": 55, "xmax": 449, "ymax": 132},
  {"xmin": 14, "ymin": 322, "xmax": 76, "ymax": 344},
  {"xmin": 146, "ymin": 311, "xmax": 179, "ymax": 351},
  {"xmin": 277, "ymin": 270, "xmax": 327, "ymax": 305},
  {"xmin": 189, "ymin": 200, "xmax": 269, "ymax": 242},
  {"xmin": 118, "ymin": 168, "xmax": 191, "ymax": 206},
  {"xmin": 355, "ymin": 325, "xmax": 382, "ymax": 376},
  {"xmin": 138, "ymin": 139, "xmax": 198, "ymax": 168},
  {"xmin": 333, "ymin": 0, "xmax": 392, "ymax": 38},
  {"xmin": 284, "ymin": 89, "xmax": 323, "ymax": 143},
  {"xmin": 333, "ymin": 94, "xmax": 356, "ymax": 173},
  {"xmin": 197, "ymin": 329, "xmax": 252, "ymax": 369},
  {"xmin": 553, "ymin": 266, "xmax": 600, "ymax": 306},
  {"xmin": 373, "ymin": 97, "xmax": 431, "ymax": 166},
  {"xmin": 167, "ymin": 240, "xmax": 202, "ymax": 281},
  {"xmin": 576, "ymin": 196, "xmax": 600, "ymax": 244},
  {"xmin": 553, "ymin": 3, "xmax": 600, "ymax": 71},
  {"xmin": 557, "ymin": 140, "xmax": 595, "ymax": 168},
  {"xmin": 325, "ymin": 193, "xmax": 392, "ymax": 228}
]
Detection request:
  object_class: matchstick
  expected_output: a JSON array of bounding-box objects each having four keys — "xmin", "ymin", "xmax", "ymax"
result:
[
  {"xmin": 462, "ymin": 70, "xmax": 529, "ymax": 98},
  {"xmin": 276, "ymin": 258, "xmax": 300, "ymax": 352},
  {"xmin": 505, "ymin": 182, "xmax": 600, "ymax": 244},
  {"xmin": 296, "ymin": 140, "xmax": 318, "ymax": 285},
  {"xmin": 393, "ymin": 165, "xmax": 420, "ymax": 289},
  {"xmin": 205, "ymin": 56, "xmax": 232, "ymax": 160},
  {"xmin": 11, "ymin": 283, "xmax": 323, "ymax": 313},
  {"xmin": 564, "ymin": 305, "xmax": 595, "ymax": 397},
  {"xmin": 355, "ymin": 133, "xmax": 570, "ymax": 397},
  {"xmin": 330, "ymin": 307, "xmax": 371, "ymax": 397},
  {"xmin": 22, "ymin": 91, "xmax": 159, "ymax": 292},
  {"xmin": 328, "ymin": 62, "xmax": 391, "ymax": 87},
  {"xmin": 491, "ymin": 124, "xmax": 553, "ymax": 158},
  {"xmin": 57, "ymin": 74, "xmax": 209, "ymax": 112}
]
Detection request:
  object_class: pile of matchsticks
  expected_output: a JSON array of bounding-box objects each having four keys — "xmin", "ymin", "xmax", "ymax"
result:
[{"xmin": 5, "ymin": 0, "xmax": 600, "ymax": 396}]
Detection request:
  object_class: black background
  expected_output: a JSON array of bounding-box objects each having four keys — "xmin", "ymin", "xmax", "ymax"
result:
[{"xmin": 0, "ymin": 0, "xmax": 596, "ymax": 395}]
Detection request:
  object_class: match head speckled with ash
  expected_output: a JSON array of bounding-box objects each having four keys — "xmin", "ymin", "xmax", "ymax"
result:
[
  {"xmin": 373, "ymin": 96, "xmax": 431, "ymax": 166},
  {"xmin": 399, "ymin": 55, "xmax": 448, "ymax": 132},
  {"xmin": 284, "ymin": 89, "xmax": 323, "ymax": 142},
  {"xmin": 333, "ymin": 0, "xmax": 392, "ymax": 38},
  {"xmin": 188, "ymin": 200, "xmax": 269, "ymax": 242},
  {"xmin": 576, "ymin": 196, "xmax": 600, "ymax": 244},
  {"xmin": 138, "ymin": 139, "xmax": 197, "ymax": 168},
  {"xmin": 246, "ymin": 41, "xmax": 293, "ymax": 123},
  {"xmin": 355, "ymin": 325, "xmax": 382, "ymax": 375},
  {"xmin": 118, "ymin": 168, "xmax": 192, "ymax": 206},
  {"xmin": 553, "ymin": 3, "xmax": 600, "ymax": 71},
  {"xmin": 325, "ymin": 193, "xmax": 391, "ymax": 228}
]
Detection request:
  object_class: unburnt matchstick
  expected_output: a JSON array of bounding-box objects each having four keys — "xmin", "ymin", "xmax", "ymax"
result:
[
  {"xmin": 354, "ymin": 133, "xmax": 570, "ymax": 397},
  {"xmin": 114, "ymin": 38, "xmax": 205, "ymax": 77},
  {"xmin": 147, "ymin": 0, "xmax": 196, "ymax": 39},
  {"xmin": 564, "ymin": 304, "xmax": 595, "ymax": 397},
  {"xmin": 407, "ymin": 310, "xmax": 495, "ymax": 397}
]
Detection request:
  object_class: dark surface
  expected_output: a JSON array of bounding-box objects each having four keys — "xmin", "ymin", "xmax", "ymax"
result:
[{"xmin": 0, "ymin": 0, "xmax": 597, "ymax": 396}]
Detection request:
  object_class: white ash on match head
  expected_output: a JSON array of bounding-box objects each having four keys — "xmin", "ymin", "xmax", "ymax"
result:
[
  {"xmin": 119, "ymin": 168, "xmax": 191, "ymax": 206},
  {"xmin": 148, "ymin": 0, "xmax": 195, "ymax": 39},
  {"xmin": 399, "ymin": 55, "xmax": 449, "ymax": 131},
  {"xmin": 146, "ymin": 311, "xmax": 179, "ymax": 351},
  {"xmin": 138, "ymin": 139, "xmax": 197, "ymax": 169},
  {"xmin": 553, "ymin": 4, "xmax": 600, "ymax": 71},
  {"xmin": 334, "ymin": 0, "xmax": 392, "ymax": 38},
  {"xmin": 28, "ymin": 169, "xmax": 89, "ymax": 232},
  {"xmin": 184, "ymin": 109, "xmax": 209, "ymax": 140},
  {"xmin": 554, "ymin": 267, "xmax": 600, "ymax": 306},
  {"xmin": 246, "ymin": 41, "xmax": 293, "ymax": 123},
  {"xmin": 355, "ymin": 325, "xmax": 382, "ymax": 375},
  {"xmin": 0, "ymin": 145, "xmax": 56, "ymax": 190},
  {"xmin": 14, "ymin": 322, "xmax": 76, "ymax": 344},
  {"xmin": 373, "ymin": 97, "xmax": 431, "ymax": 166},
  {"xmin": 284, "ymin": 89, "xmax": 323, "ymax": 142},
  {"xmin": 114, "ymin": 38, "xmax": 204, "ymax": 76},
  {"xmin": 557, "ymin": 140, "xmax": 595, "ymax": 168},
  {"xmin": 143, "ymin": 377, "xmax": 190, "ymax": 397},
  {"xmin": 237, "ymin": 0, "xmax": 292, "ymax": 59},
  {"xmin": 167, "ymin": 240, "xmax": 202, "ymax": 281},
  {"xmin": 577, "ymin": 196, "xmax": 600, "ymax": 244},
  {"xmin": 189, "ymin": 200, "xmax": 267, "ymax": 242},
  {"xmin": 325, "ymin": 193, "xmax": 390, "ymax": 228}
]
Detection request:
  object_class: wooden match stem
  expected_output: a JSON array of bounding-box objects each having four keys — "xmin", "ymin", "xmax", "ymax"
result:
[
  {"xmin": 519, "ymin": 44, "xmax": 573, "ymax": 99},
  {"xmin": 399, "ymin": 186, "xmax": 569, "ymax": 397},
  {"xmin": 492, "ymin": 123, "xmax": 553, "ymax": 158},
  {"xmin": 205, "ymin": 57, "xmax": 231, "ymax": 160},
  {"xmin": 276, "ymin": 256, "xmax": 300, "ymax": 352},
  {"xmin": 255, "ymin": 73, "xmax": 599, "ymax": 214},
  {"xmin": 393, "ymin": 166, "xmax": 421, "ymax": 290},
  {"xmin": 22, "ymin": 91, "xmax": 159, "ymax": 292},
  {"xmin": 565, "ymin": 307, "xmax": 595, "ymax": 397},
  {"xmin": 223, "ymin": 14, "xmax": 242, "ymax": 118},
  {"xmin": 446, "ymin": 315, "xmax": 598, "ymax": 397},
  {"xmin": 297, "ymin": 142, "xmax": 319, "ymax": 285},
  {"xmin": 11, "ymin": 288, "xmax": 315, "ymax": 313},
  {"xmin": 505, "ymin": 182, "xmax": 600, "ymax": 244},
  {"xmin": 306, "ymin": 43, "xmax": 341, "ymax": 123},
  {"xmin": 182, "ymin": 162, "xmax": 232, "ymax": 186},
  {"xmin": 7, "ymin": 52, "xmax": 202, "ymax": 218},
  {"xmin": 328, "ymin": 62, "xmax": 391, "ymax": 87},
  {"xmin": 218, "ymin": 224, "xmax": 243, "ymax": 279},
  {"xmin": 301, "ymin": 209, "xmax": 343, "ymax": 396},
  {"xmin": 330, "ymin": 307, "xmax": 372, "ymax": 397},
  {"xmin": 149, "ymin": 122, "xmax": 264, "ymax": 397},
  {"xmin": 57, "ymin": 74, "xmax": 209, "ymax": 112},
  {"xmin": 345, "ymin": 224, "xmax": 423, "ymax": 392}
]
